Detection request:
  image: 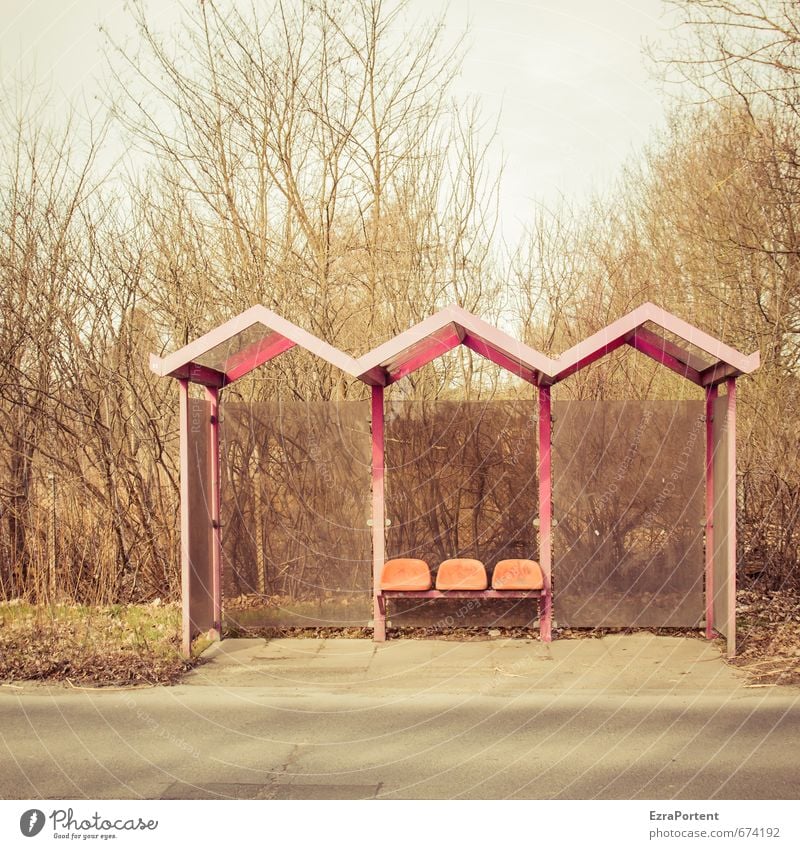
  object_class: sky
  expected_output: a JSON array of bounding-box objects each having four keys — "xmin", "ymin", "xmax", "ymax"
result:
[
  {"xmin": 0, "ymin": 0, "xmax": 673, "ymax": 245},
  {"xmin": 448, "ymin": 0, "xmax": 671, "ymax": 238}
]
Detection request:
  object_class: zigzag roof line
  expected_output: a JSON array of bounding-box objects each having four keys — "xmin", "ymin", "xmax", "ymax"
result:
[
  {"xmin": 149, "ymin": 301, "xmax": 760, "ymax": 389},
  {"xmin": 149, "ymin": 304, "xmax": 362, "ymax": 388}
]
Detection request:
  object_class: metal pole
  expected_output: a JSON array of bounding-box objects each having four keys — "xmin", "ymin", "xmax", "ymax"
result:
[
  {"xmin": 178, "ymin": 379, "xmax": 192, "ymax": 657},
  {"xmin": 371, "ymin": 384, "xmax": 386, "ymax": 642},
  {"xmin": 538, "ymin": 384, "xmax": 552, "ymax": 642},
  {"xmin": 705, "ymin": 383, "xmax": 717, "ymax": 639},
  {"xmin": 205, "ymin": 385, "xmax": 222, "ymax": 638},
  {"xmin": 726, "ymin": 378, "xmax": 737, "ymax": 658}
]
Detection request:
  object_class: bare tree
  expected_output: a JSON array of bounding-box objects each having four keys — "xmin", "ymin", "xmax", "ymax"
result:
[
  {"xmin": 107, "ymin": 0, "xmax": 503, "ymax": 399},
  {"xmin": 658, "ymin": 1, "xmax": 800, "ymax": 120}
]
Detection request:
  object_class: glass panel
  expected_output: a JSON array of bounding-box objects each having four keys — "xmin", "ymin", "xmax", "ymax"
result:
[
  {"xmin": 552, "ymin": 399, "xmax": 705, "ymax": 628},
  {"xmin": 220, "ymin": 400, "xmax": 371, "ymax": 627},
  {"xmin": 194, "ymin": 324, "xmax": 282, "ymax": 372},
  {"xmin": 385, "ymin": 399, "xmax": 539, "ymax": 627}
]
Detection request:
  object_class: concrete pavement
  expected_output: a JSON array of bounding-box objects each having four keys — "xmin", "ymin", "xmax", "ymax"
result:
[{"xmin": 1, "ymin": 634, "xmax": 799, "ymax": 799}]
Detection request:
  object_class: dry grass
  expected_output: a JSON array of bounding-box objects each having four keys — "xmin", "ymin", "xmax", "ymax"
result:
[
  {"xmin": 730, "ymin": 588, "xmax": 800, "ymax": 686},
  {"xmin": 0, "ymin": 601, "xmax": 196, "ymax": 687}
]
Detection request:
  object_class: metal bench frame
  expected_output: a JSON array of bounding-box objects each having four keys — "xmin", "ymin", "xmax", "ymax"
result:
[{"xmin": 374, "ymin": 563, "xmax": 552, "ymax": 642}]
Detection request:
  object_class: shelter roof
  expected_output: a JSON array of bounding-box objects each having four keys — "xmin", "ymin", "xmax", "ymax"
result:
[
  {"xmin": 148, "ymin": 305, "xmax": 361, "ymax": 387},
  {"xmin": 150, "ymin": 302, "xmax": 760, "ymax": 388}
]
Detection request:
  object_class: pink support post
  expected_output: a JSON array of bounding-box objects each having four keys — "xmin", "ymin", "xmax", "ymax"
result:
[
  {"xmin": 205, "ymin": 385, "xmax": 222, "ymax": 638},
  {"xmin": 705, "ymin": 384, "xmax": 717, "ymax": 639},
  {"xmin": 178, "ymin": 379, "xmax": 192, "ymax": 657},
  {"xmin": 371, "ymin": 384, "xmax": 387, "ymax": 642},
  {"xmin": 538, "ymin": 385, "xmax": 553, "ymax": 642},
  {"xmin": 726, "ymin": 378, "xmax": 737, "ymax": 658}
]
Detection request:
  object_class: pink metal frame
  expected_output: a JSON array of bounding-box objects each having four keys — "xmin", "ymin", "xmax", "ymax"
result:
[
  {"xmin": 377, "ymin": 582, "xmax": 552, "ymax": 641},
  {"xmin": 178, "ymin": 379, "xmax": 192, "ymax": 656},
  {"xmin": 224, "ymin": 334, "xmax": 295, "ymax": 383},
  {"xmin": 155, "ymin": 302, "xmax": 757, "ymax": 655},
  {"xmin": 725, "ymin": 378, "xmax": 737, "ymax": 657},
  {"xmin": 153, "ymin": 302, "xmax": 760, "ymax": 391},
  {"xmin": 630, "ymin": 329, "xmax": 703, "ymax": 384},
  {"xmin": 704, "ymin": 380, "xmax": 738, "ymax": 655},
  {"xmin": 205, "ymin": 386, "xmax": 222, "ymax": 635},
  {"xmin": 538, "ymin": 385, "xmax": 553, "ymax": 642},
  {"xmin": 548, "ymin": 303, "xmax": 758, "ymax": 387},
  {"xmin": 705, "ymin": 384, "xmax": 718, "ymax": 639},
  {"xmin": 371, "ymin": 385, "xmax": 386, "ymax": 641},
  {"xmin": 150, "ymin": 305, "xmax": 362, "ymax": 386}
]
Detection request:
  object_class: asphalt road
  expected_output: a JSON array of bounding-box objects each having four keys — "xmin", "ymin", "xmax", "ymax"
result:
[{"xmin": 1, "ymin": 635, "xmax": 798, "ymax": 800}]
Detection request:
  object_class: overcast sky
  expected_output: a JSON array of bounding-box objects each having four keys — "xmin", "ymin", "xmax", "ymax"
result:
[{"xmin": 1, "ymin": 0, "xmax": 673, "ymax": 244}]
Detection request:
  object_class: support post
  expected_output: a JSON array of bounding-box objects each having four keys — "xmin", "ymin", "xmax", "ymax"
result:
[
  {"xmin": 725, "ymin": 378, "xmax": 737, "ymax": 658},
  {"xmin": 371, "ymin": 385, "xmax": 386, "ymax": 642},
  {"xmin": 538, "ymin": 385, "xmax": 553, "ymax": 642},
  {"xmin": 205, "ymin": 385, "xmax": 222, "ymax": 638},
  {"xmin": 178, "ymin": 379, "xmax": 192, "ymax": 657},
  {"xmin": 705, "ymin": 383, "xmax": 717, "ymax": 639}
]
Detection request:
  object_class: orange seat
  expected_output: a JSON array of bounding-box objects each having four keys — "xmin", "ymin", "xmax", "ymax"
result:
[
  {"xmin": 492, "ymin": 559, "xmax": 544, "ymax": 590},
  {"xmin": 380, "ymin": 559, "xmax": 432, "ymax": 591},
  {"xmin": 435, "ymin": 558, "xmax": 488, "ymax": 590}
]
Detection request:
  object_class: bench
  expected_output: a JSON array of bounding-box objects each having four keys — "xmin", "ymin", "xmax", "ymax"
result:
[{"xmin": 373, "ymin": 557, "xmax": 552, "ymax": 642}]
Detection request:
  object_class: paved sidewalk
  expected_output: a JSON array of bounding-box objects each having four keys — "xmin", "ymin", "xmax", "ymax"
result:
[
  {"xmin": 187, "ymin": 632, "xmax": 748, "ymax": 695},
  {"xmin": 2, "ymin": 634, "xmax": 798, "ymax": 800}
]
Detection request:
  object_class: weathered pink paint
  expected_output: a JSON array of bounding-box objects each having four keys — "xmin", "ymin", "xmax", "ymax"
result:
[
  {"xmin": 178, "ymin": 379, "xmax": 192, "ymax": 657},
  {"xmin": 705, "ymin": 383, "xmax": 718, "ymax": 639},
  {"xmin": 700, "ymin": 361, "xmax": 742, "ymax": 387},
  {"xmin": 224, "ymin": 334, "xmax": 296, "ymax": 382},
  {"xmin": 538, "ymin": 385, "xmax": 553, "ymax": 642},
  {"xmin": 633, "ymin": 325, "xmax": 711, "ymax": 373},
  {"xmin": 462, "ymin": 333, "xmax": 539, "ymax": 384},
  {"xmin": 151, "ymin": 310, "xmax": 363, "ymax": 654},
  {"xmin": 371, "ymin": 384, "xmax": 387, "ymax": 642},
  {"xmin": 630, "ymin": 330, "xmax": 703, "ymax": 385},
  {"xmin": 386, "ymin": 327, "xmax": 462, "ymax": 384},
  {"xmin": 355, "ymin": 304, "xmax": 554, "ymax": 387},
  {"xmin": 205, "ymin": 385, "xmax": 222, "ymax": 636},
  {"xmin": 551, "ymin": 336, "xmax": 628, "ymax": 384},
  {"xmin": 356, "ymin": 309, "xmax": 463, "ymax": 377},
  {"xmin": 153, "ymin": 301, "xmax": 760, "ymax": 391},
  {"xmin": 726, "ymin": 378, "xmax": 737, "ymax": 658},
  {"xmin": 149, "ymin": 305, "xmax": 362, "ymax": 384},
  {"xmin": 165, "ymin": 362, "xmax": 227, "ymax": 388},
  {"xmin": 554, "ymin": 302, "xmax": 759, "ymax": 383}
]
